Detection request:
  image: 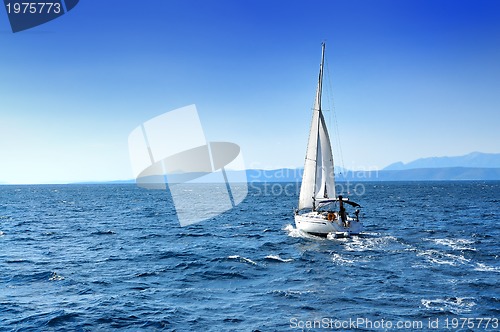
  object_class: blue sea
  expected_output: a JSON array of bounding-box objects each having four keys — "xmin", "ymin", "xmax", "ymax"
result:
[{"xmin": 1, "ymin": 181, "xmax": 499, "ymax": 331}]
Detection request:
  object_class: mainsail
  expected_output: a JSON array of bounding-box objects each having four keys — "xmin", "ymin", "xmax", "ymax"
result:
[{"xmin": 298, "ymin": 43, "xmax": 336, "ymax": 210}]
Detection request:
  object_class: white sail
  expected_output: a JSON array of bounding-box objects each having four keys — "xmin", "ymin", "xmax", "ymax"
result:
[
  {"xmin": 315, "ymin": 111, "xmax": 335, "ymax": 200},
  {"xmin": 298, "ymin": 43, "xmax": 336, "ymax": 210},
  {"xmin": 298, "ymin": 110, "xmax": 320, "ymax": 210}
]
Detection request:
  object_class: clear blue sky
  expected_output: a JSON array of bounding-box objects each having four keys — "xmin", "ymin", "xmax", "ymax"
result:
[{"xmin": 1, "ymin": 0, "xmax": 499, "ymax": 184}]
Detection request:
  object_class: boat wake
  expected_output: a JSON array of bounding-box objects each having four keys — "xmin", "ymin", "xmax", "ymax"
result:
[
  {"xmin": 426, "ymin": 238, "xmax": 477, "ymax": 251},
  {"xmin": 416, "ymin": 249, "xmax": 471, "ymax": 266},
  {"xmin": 331, "ymin": 253, "xmax": 356, "ymax": 265},
  {"xmin": 283, "ymin": 224, "xmax": 324, "ymax": 240},
  {"xmin": 343, "ymin": 234, "xmax": 402, "ymax": 252}
]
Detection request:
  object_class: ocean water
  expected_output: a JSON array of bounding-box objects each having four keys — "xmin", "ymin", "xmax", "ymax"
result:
[{"xmin": 0, "ymin": 181, "xmax": 499, "ymax": 331}]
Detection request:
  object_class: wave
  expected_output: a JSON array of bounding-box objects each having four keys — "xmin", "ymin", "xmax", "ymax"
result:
[
  {"xmin": 474, "ymin": 263, "xmax": 500, "ymax": 273},
  {"xmin": 283, "ymin": 224, "xmax": 325, "ymax": 240},
  {"xmin": 91, "ymin": 230, "xmax": 116, "ymax": 235},
  {"xmin": 8, "ymin": 271, "xmax": 64, "ymax": 284},
  {"xmin": 265, "ymin": 255, "xmax": 293, "ymax": 263},
  {"xmin": 331, "ymin": 253, "xmax": 356, "ymax": 265},
  {"xmin": 269, "ymin": 289, "xmax": 317, "ymax": 298},
  {"xmin": 427, "ymin": 238, "xmax": 477, "ymax": 251},
  {"xmin": 416, "ymin": 249, "xmax": 470, "ymax": 266},
  {"xmin": 135, "ymin": 271, "xmax": 159, "ymax": 278},
  {"xmin": 14, "ymin": 309, "xmax": 79, "ymax": 329},
  {"xmin": 421, "ymin": 297, "xmax": 476, "ymax": 314},
  {"xmin": 5, "ymin": 258, "xmax": 33, "ymax": 264},
  {"xmin": 46, "ymin": 311, "xmax": 80, "ymax": 327},
  {"xmin": 227, "ymin": 255, "xmax": 257, "ymax": 265},
  {"xmin": 343, "ymin": 235, "xmax": 401, "ymax": 252},
  {"xmin": 49, "ymin": 272, "xmax": 64, "ymax": 281}
]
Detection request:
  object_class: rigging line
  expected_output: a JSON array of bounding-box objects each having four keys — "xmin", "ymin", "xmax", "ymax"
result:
[{"xmin": 324, "ymin": 55, "xmax": 346, "ymax": 176}]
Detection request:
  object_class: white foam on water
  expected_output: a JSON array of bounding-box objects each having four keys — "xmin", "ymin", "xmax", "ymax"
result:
[
  {"xmin": 417, "ymin": 249, "xmax": 470, "ymax": 266},
  {"xmin": 283, "ymin": 224, "xmax": 295, "ymax": 233},
  {"xmin": 421, "ymin": 297, "xmax": 476, "ymax": 314},
  {"xmin": 331, "ymin": 253, "xmax": 356, "ymax": 265},
  {"xmin": 428, "ymin": 238, "xmax": 477, "ymax": 251},
  {"xmin": 227, "ymin": 255, "xmax": 257, "ymax": 265},
  {"xmin": 270, "ymin": 289, "xmax": 317, "ymax": 297},
  {"xmin": 474, "ymin": 262, "xmax": 500, "ymax": 273},
  {"xmin": 283, "ymin": 224, "xmax": 325, "ymax": 240},
  {"xmin": 344, "ymin": 235, "xmax": 399, "ymax": 252},
  {"xmin": 49, "ymin": 272, "xmax": 64, "ymax": 281},
  {"xmin": 265, "ymin": 255, "xmax": 293, "ymax": 263}
]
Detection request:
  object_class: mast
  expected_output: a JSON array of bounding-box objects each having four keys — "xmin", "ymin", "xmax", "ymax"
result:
[
  {"xmin": 298, "ymin": 42, "xmax": 335, "ymax": 211},
  {"xmin": 314, "ymin": 42, "xmax": 325, "ymax": 112},
  {"xmin": 311, "ymin": 42, "xmax": 325, "ymax": 207}
]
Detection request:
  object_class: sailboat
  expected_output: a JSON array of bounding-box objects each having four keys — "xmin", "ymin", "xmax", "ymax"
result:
[{"xmin": 294, "ymin": 42, "xmax": 363, "ymax": 238}]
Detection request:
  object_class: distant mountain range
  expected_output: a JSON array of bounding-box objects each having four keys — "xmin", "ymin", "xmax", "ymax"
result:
[
  {"xmin": 2, "ymin": 152, "xmax": 499, "ymax": 185},
  {"xmin": 247, "ymin": 152, "xmax": 500, "ymax": 182},
  {"xmin": 247, "ymin": 167, "xmax": 500, "ymax": 182},
  {"xmin": 336, "ymin": 167, "xmax": 500, "ymax": 181},
  {"xmin": 384, "ymin": 152, "xmax": 500, "ymax": 170},
  {"xmin": 69, "ymin": 152, "xmax": 500, "ymax": 184}
]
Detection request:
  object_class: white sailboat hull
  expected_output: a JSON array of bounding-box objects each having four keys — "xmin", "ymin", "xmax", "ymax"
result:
[{"xmin": 294, "ymin": 212, "xmax": 363, "ymax": 237}]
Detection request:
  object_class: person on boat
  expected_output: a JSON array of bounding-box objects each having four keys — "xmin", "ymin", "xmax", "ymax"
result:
[{"xmin": 338, "ymin": 195, "xmax": 347, "ymax": 227}]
